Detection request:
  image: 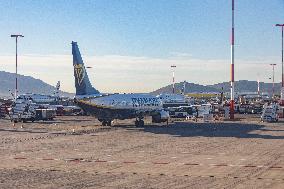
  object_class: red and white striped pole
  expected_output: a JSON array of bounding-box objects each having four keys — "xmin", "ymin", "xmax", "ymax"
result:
[
  {"xmin": 171, "ymin": 65, "xmax": 176, "ymax": 94},
  {"xmin": 230, "ymin": 0, "xmax": 235, "ymax": 119}
]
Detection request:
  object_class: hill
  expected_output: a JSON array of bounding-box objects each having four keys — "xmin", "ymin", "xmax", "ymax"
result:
[
  {"xmin": 152, "ymin": 80, "xmax": 281, "ymax": 95},
  {"xmin": 0, "ymin": 71, "xmax": 73, "ymax": 98},
  {"xmin": 209, "ymin": 80, "xmax": 281, "ymax": 94},
  {"xmin": 1, "ymin": 71, "xmax": 280, "ymax": 97},
  {"xmin": 152, "ymin": 82, "xmax": 219, "ymax": 95}
]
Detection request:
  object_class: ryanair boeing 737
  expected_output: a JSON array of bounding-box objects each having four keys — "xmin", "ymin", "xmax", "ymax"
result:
[{"xmin": 72, "ymin": 41, "xmax": 169, "ymax": 127}]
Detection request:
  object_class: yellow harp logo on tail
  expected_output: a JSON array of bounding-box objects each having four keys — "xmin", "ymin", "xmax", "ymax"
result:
[{"xmin": 74, "ymin": 64, "xmax": 85, "ymax": 86}]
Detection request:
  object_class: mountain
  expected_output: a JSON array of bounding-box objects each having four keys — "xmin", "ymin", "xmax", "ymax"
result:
[
  {"xmin": 152, "ymin": 82, "xmax": 219, "ymax": 95},
  {"xmin": 0, "ymin": 71, "xmax": 73, "ymax": 98},
  {"xmin": 152, "ymin": 80, "xmax": 281, "ymax": 95},
  {"xmin": 1, "ymin": 70, "xmax": 280, "ymax": 97},
  {"xmin": 209, "ymin": 80, "xmax": 281, "ymax": 94}
]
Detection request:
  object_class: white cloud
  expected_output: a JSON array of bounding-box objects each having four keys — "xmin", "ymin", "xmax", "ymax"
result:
[{"xmin": 0, "ymin": 54, "xmax": 281, "ymax": 93}]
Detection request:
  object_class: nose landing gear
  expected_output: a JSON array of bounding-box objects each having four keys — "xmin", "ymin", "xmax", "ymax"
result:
[{"xmin": 101, "ymin": 120, "xmax": 112, "ymax": 126}]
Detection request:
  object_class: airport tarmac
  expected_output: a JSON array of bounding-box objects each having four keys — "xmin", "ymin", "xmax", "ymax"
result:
[{"xmin": 0, "ymin": 116, "xmax": 284, "ymax": 189}]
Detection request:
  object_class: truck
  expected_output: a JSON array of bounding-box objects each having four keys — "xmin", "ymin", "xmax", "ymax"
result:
[
  {"xmin": 261, "ymin": 103, "xmax": 279, "ymax": 122},
  {"xmin": 168, "ymin": 106, "xmax": 197, "ymax": 118},
  {"xmin": 35, "ymin": 109, "xmax": 56, "ymax": 121},
  {"xmin": 9, "ymin": 100, "xmax": 37, "ymax": 123},
  {"xmin": 9, "ymin": 99, "xmax": 56, "ymax": 123}
]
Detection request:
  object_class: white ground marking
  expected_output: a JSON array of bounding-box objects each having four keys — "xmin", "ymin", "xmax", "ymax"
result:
[{"xmin": 108, "ymin": 160, "xmax": 117, "ymax": 163}]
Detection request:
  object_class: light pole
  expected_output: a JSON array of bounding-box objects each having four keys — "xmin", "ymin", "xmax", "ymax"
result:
[
  {"xmin": 230, "ymin": 0, "xmax": 235, "ymax": 119},
  {"xmin": 257, "ymin": 79, "xmax": 260, "ymax": 96},
  {"xmin": 171, "ymin": 65, "xmax": 176, "ymax": 94},
  {"xmin": 11, "ymin": 34, "xmax": 24, "ymax": 100},
  {"xmin": 270, "ymin": 63, "xmax": 277, "ymax": 98},
  {"xmin": 275, "ymin": 24, "xmax": 284, "ymax": 102}
]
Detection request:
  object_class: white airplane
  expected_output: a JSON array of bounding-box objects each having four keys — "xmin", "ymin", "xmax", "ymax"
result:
[
  {"xmin": 157, "ymin": 93, "xmax": 186, "ymax": 103},
  {"xmin": 72, "ymin": 41, "xmax": 169, "ymax": 127},
  {"xmin": 15, "ymin": 81, "xmax": 61, "ymax": 104},
  {"xmin": 17, "ymin": 94, "xmax": 57, "ymax": 104}
]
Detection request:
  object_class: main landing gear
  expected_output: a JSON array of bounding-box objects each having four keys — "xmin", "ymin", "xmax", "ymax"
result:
[
  {"xmin": 100, "ymin": 120, "xmax": 112, "ymax": 126},
  {"xmin": 135, "ymin": 118, "xmax": 144, "ymax": 127}
]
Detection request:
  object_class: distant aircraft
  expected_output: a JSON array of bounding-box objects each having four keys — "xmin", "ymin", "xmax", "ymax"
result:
[
  {"xmin": 15, "ymin": 81, "xmax": 61, "ymax": 104},
  {"xmin": 157, "ymin": 93, "xmax": 186, "ymax": 103},
  {"xmin": 72, "ymin": 41, "xmax": 169, "ymax": 127},
  {"xmin": 156, "ymin": 93, "xmax": 193, "ymax": 108},
  {"xmin": 17, "ymin": 94, "xmax": 57, "ymax": 104}
]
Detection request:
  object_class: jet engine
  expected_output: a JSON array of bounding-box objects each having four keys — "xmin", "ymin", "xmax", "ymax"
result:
[{"xmin": 152, "ymin": 110, "xmax": 169, "ymax": 123}]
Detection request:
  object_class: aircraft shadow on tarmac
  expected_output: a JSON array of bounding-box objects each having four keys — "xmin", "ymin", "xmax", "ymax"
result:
[{"xmin": 125, "ymin": 122, "xmax": 284, "ymax": 139}]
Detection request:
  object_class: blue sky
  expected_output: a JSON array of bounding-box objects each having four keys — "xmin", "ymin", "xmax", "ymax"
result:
[{"xmin": 0, "ymin": 0, "xmax": 284, "ymax": 93}]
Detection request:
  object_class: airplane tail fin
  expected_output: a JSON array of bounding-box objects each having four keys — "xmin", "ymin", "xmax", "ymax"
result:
[
  {"xmin": 56, "ymin": 81, "xmax": 60, "ymax": 91},
  {"xmin": 54, "ymin": 81, "xmax": 60, "ymax": 97},
  {"xmin": 72, "ymin": 41, "xmax": 100, "ymax": 95}
]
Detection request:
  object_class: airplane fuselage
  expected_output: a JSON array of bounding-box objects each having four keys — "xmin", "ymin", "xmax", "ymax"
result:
[
  {"xmin": 17, "ymin": 94, "xmax": 58, "ymax": 104},
  {"xmin": 76, "ymin": 93, "xmax": 163, "ymax": 121}
]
